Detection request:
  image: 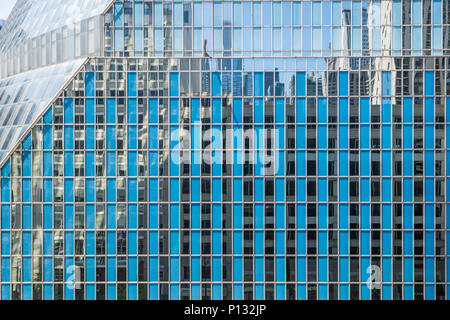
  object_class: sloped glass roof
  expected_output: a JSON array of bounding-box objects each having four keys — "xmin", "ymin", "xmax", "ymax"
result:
[
  {"xmin": 0, "ymin": 58, "xmax": 85, "ymax": 165},
  {"xmin": 0, "ymin": 0, "xmax": 113, "ymax": 53}
]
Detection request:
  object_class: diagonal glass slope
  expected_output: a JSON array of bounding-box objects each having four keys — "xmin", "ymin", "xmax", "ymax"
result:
[{"xmin": 0, "ymin": 58, "xmax": 86, "ymax": 165}]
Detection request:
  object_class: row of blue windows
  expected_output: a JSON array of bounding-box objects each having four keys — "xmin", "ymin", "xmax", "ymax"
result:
[
  {"xmin": 0, "ymin": 202, "xmax": 445, "ymax": 231},
  {"xmin": 37, "ymin": 123, "xmax": 443, "ymax": 153},
  {"xmin": 0, "ymin": 176, "xmax": 442, "ymax": 207},
  {"xmin": 0, "ymin": 281, "xmax": 445, "ymax": 300},
  {"xmin": 0, "ymin": 175, "xmax": 444, "ymax": 206},
  {"xmin": 82, "ymin": 71, "xmax": 438, "ymax": 101},
  {"xmin": 0, "ymin": 228, "xmax": 441, "ymax": 257},
  {"xmin": 11, "ymin": 146, "xmax": 446, "ymax": 180},
  {"xmin": 49, "ymin": 96, "xmax": 450, "ymax": 128},
  {"xmin": 26, "ymin": 123, "xmax": 446, "ymax": 160},
  {"xmin": 6, "ymin": 150, "xmax": 445, "ymax": 179},
  {"xmin": 0, "ymin": 256, "xmax": 440, "ymax": 288}
]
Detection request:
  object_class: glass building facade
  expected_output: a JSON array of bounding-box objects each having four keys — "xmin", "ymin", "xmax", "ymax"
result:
[{"xmin": 0, "ymin": 0, "xmax": 449, "ymax": 301}]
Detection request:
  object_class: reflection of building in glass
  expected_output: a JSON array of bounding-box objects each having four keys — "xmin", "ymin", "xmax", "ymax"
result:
[{"xmin": 0, "ymin": 0, "xmax": 448, "ymax": 301}]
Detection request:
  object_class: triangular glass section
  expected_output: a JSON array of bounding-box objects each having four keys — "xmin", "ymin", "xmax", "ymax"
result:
[{"xmin": 0, "ymin": 58, "xmax": 85, "ymax": 164}]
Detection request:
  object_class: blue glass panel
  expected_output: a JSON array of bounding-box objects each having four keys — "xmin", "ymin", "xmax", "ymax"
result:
[
  {"xmin": 382, "ymin": 151, "xmax": 391, "ymax": 176},
  {"xmin": 296, "ymin": 126, "xmax": 305, "ymax": 149},
  {"xmin": 148, "ymin": 98, "xmax": 158, "ymax": 124},
  {"xmin": 43, "ymin": 179, "xmax": 52, "ymax": 203},
  {"xmin": 106, "ymin": 152, "xmax": 116, "ymax": 177},
  {"xmin": 212, "ymin": 98, "xmax": 222, "ymax": 123},
  {"xmin": 339, "ymin": 72, "xmax": 348, "ymax": 96},
  {"xmin": 84, "ymin": 98, "xmax": 95, "ymax": 124},
  {"xmin": 339, "ymin": 98, "xmax": 348, "ymax": 123},
  {"xmin": 275, "ymin": 204, "xmax": 285, "ymax": 229},
  {"xmin": 425, "ymin": 98, "xmax": 434, "ymax": 123},
  {"xmin": 1, "ymin": 232, "xmax": 10, "ymax": 255},
  {"xmin": 297, "ymin": 204, "xmax": 306, "ymax": 229},
  {"xmin": 212, "ymin": 231, "xmax": 221, "ymax": 254},
  {"xmin": 127, "ymin": 204, "xmax": 137, "ymax": 230},
  {"xmin": 339, "ymin": 231, "xmax": 348, "ymax": 255},
  {"xmin": 64, "ymin": 98, "xmax": 74, "ymax": 124},
  {"xmin": 254, "ymin": 73, "xmax": 263, "ymax": 96},
  {"xmin": 86, "ymin": 232, "xmax": 95, "ymax": 255},
  {"xmin": 296, "ymin": 72, "xmax": 306, "ymax": 96},
  {"xmin": 84, "ymin": 126, "xmax": 95, "ymax": 149},
  {"xmin": 128, "ymin": 151, "xmax": 137, "ymax": 177},
  {"xmin": 43, "ymin": 107, "xmax": 52, "ymax": 124},
  {"xmin": 85, "ymin": 72, "xmax": 95, "ymax": 97},
  {"xmin": 128, "ymin": 178, "xmax": 137, "ymax": 202},
  {"xmin": 191, "ymin": 256, "xmax": 200, "ymax": 281},
  {"xmin": 339, "ymin": 125, "xmax": 348, "ymax": 148},
  {"xmin": 382, "ymin": 71, "xmax": 391, "ymax": 96},
  {"xmin": 296, "ymin": 98, "xmax": 305, "ymax": 123},
  {"xmin": 404, "ymin": 232, "xmax": 413, "ymax": 256},
  {"xmin": 170, "ymin": 204, "xmax": 179, "ymax": 229},
  {"xmin": 403, "ymin": 97, "xmax": 413, "ymax": 123},
  {"xmin": 64, "ymin": 179, "xmax": 73, "ymax": 202},
  {"xmin": 233, "ymin": 231, "xmax": 242, "ymax": 255},
  {"xmin": 22, "ymin": 178, "xmax": 31, "ymax": 202},
  {"xmin": 254, "ymin": 231, "xmax": 263, "ymax": 255},
  {"xmin": 212, "ymin": 257, "xmax": 221, "ymax": 282},
  {"xmin": 22, "ymin": 133, "xmax": 32, "ymax": 150},
  {"xmin": 233, "ymin": 257, "xmax": 242, "ymax": 282},
  {"xmin": 170, "ymin": 73, "xmax": 179, "ymax": 96},
  {"xmin": 107, "ymin": 257, "xmax": 116, "ymax": 283},
  {"xmin": 149, "ymin": 179, "xmax": 158, "ymax": 202},
  {"xmin": 170, "ymin": 98, "xmax": 179, "ymax": 123},
  {"xmin": 382, "ymin": 98, "xmax": 391, "ymax": 123},
  {"xmin": 339, "ymin": 257, "xmax": 349, "ymax": 283},
  {"xmin": 212, "ymin": 73, "xmax": 221, "ymax": 96},
  {"xmin": 64, "ymin": 126, "xmax": 73, "ymax": 150},
  {"xmin": 170, "ymin": 257, "xmax": 179, "ymax": 282},
  {"xmin": 339, "ymin": 152, "xmax": 348, "ymax": 176},
  {"xmin": 403, "ymin": 152, "xmax": 413, "ymax": 176},
  {"xmin": 107, "ymin": 204, "xmax": 116, "ymax": 229},
  {"xmin": 425, "ymin": 151, "xmax": 434, "ymax": 177},
  {"xmin": 297, "ymin": 231, "xmax": 306, "ymax": 255},
  {"xmin": 425, "ymin": 71, "xmax": 435, "ymax": 96},
  {"xmin": 22, "ymin": 151, "xmax": 31, "ymax": 177},
  {"xmin": 233, "ymin": 179, "xmax": 242, "ymax": 202},
  {"xmin": 360, "ymin": 125, "xmax": 369, "ymax": 149},
  {"xmin": 64, "ymin": 152, "xmax": 73, "ymax": 176},
  {"xmin": 318, "ymin": 98, "xmax": 327, "ymax": 123},
  {"xmin": 128, "ymin": 125, "xmax": 137, "ymax": 149},
  {"xmin": 425, "ymin": 178, "xmax": 434, "ymax": 202},
  {"xmin": 425, "ymin": 124, "xmax": 434, "ymax": 149},
  {"xmin": 275, "ymin": 98, "xmax": 284, "ymax": 123},
  {"xmin": 64, "ymin": 232, "xmax": 73, "ymax": 255},
  {"xmin": 43, "ymin": 126, "xmax": 52, "ymax": 150},
  {"xmin": 107, "ymin": 231, "xmax": 116, "ymax": 255},
  {"xmin": 253, "ymin": 204, "xmax": 264, "ymax": 229},
  {"xmin": 297, "ymin": 257, "xmax": 306, "ymax": 282}
]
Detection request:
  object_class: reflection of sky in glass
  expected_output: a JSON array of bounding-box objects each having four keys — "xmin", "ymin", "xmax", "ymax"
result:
[{"xmin": 0, "ymin": 0, "xmax": 16, "ymax": 20}]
